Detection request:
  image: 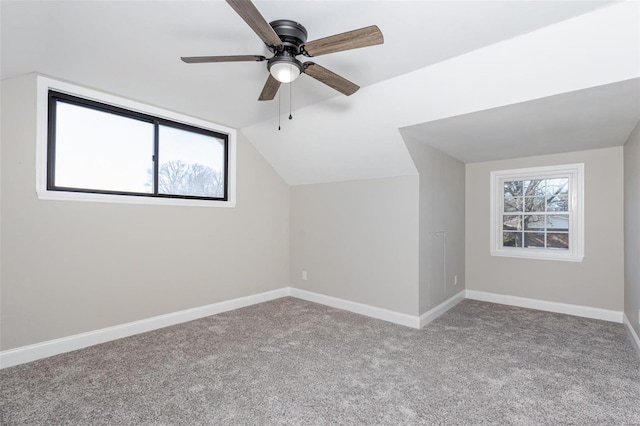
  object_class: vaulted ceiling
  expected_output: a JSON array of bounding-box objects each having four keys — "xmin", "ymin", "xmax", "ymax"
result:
[{"xmin": 2, "ymin": 1, "xmax": 638, "ymax": 185}]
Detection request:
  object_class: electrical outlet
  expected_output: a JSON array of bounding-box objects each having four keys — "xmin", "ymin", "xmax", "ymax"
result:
[
  {"xmin": 454, "ymin": 275, "xmax": 458, "ymax": 286},
  {"xmin": 302, "ymin": 271, "xmax": 307, "ymax": 281}
]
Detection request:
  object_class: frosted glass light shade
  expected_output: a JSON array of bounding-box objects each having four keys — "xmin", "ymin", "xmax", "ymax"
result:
[{"xmin": 270, "ymin": 62, "xmax": 301, "ymax": 83}]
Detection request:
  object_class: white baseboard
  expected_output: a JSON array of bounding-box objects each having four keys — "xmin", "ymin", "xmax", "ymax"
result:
[
  {"xmin": 289, "ymin": 288, "xmax": 421, "ymax": 329},
  {"xmin": 419, "ymin": 290, "xmax": 466, "ymax": 328},
  {"xmin": 465, "ymin": 290, "xmax": 623, "ymax": 323},
  {"xmin": 10, "ymin": 286, "xmax": 622, "ymax": 369},
  {"xmin": 0, "ymin": 288, "xmax": 289, "ymax": 369},
  {"xmin": 3, "ymin": 286, "xmax": 467, "ymax": 369},
  {"xmin": 623, "ymin": 314, "xmax": 640, "ymax": 358}
]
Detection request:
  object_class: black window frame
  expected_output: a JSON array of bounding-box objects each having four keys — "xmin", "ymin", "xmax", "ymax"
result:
[{"xmin": 47, "ymin": 90, "xmax": 229, "ymax": 201}]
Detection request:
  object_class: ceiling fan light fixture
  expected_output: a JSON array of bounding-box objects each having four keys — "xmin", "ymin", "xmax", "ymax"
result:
[
  {"xmin": 268, "ymin": 56, "xmax": 302, "ymax": 83},
  {"xmin": 181, "ymin": 1, "xmax": 384, "ymax": 100}
]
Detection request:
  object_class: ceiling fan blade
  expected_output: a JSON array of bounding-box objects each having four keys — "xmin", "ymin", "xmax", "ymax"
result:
[
  {"xmin": 303, "ymin": 62, "xmax": 359, "ymax": 96},
  {"xmin": 181, "ymin": 55, "xmax": 266, "ymax": 64},
  {"xmin": 258, "ymin": 74, "xmax": 281, "ymax": 101},
  {"xmin": 301, "ymin": 25, "xmax": 383, "ymax": 57},
  {"xmin": 226, "ymin": 0, "xmax": 282, "ymax": 48}
]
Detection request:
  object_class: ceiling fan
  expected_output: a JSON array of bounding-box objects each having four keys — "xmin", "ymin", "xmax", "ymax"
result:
[{"xmin": 181, "ymin": 0, "xmax": 384, "ymax": 101}]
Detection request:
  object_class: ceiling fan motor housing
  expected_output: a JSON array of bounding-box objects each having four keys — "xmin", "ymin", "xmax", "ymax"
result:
[
  {"xmin": 267, "ymin": 19, "xmax": 307, "ymax": 76},
  {"xmin": 269, "ymin": 20, "xmax": 308, "ymax": 53}
]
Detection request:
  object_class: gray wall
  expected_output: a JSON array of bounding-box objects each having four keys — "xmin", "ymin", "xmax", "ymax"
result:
[
  {"xmin": 466, "ymin": 147, "xmax": 625, "ymax": 311},
  {"xmin": 624, "ymin": 121, "xmax": 640, "ymax": 336},
  {"xmin": 404, "ymin": 138, "xmax": 465, "ymax": 314},
  {"xmin": 289, "ymin": 176, "xmax": 420, "ymax": 316},
  {"xmin": 0, "ymin": 74, "xmax": 290, "ymax": 350}
]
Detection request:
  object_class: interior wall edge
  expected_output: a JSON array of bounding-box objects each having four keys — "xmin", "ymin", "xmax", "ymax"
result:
[
  {"xmin": 419, "ymin": 290, "xmax": 466, "ymax": 328},
  {"xmin": 623, "ymin": 314, "xmax": 640, "ymax": 359}
]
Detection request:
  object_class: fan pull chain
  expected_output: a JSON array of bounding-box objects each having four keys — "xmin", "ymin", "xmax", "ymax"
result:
[
  {"xmin": 289, "ymin": 78, "xmax": 293, "ymax": 120},
  {"xmin": 278, "ymin": 88, "xmax": 281, "ymax": 131}
]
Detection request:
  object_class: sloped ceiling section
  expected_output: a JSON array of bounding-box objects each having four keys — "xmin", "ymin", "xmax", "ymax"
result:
[
  {"xmin": 242, "ymin": 1, "xmax": 639, "ymax": 185},
  {"xmin": 0, "ymin": 0, "xmax": 614, "ymax": 130},
  {"xmin": 400, "ymin": 79, "xmax": 640, "ymax": 164}
]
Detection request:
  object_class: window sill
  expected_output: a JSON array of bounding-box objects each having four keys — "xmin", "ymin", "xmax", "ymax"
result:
[
  {"xmin": 37, "ymin": 189, "xmax": 236, "ymax": 208},
  {"xmin": 490, "ymin": 249, "xmax": 583, "ymax": 262}
]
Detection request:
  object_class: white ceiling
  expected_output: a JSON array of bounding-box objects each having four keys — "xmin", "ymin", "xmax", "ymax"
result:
[
  {"xmin": 243, "ymin": 0, "xmax": 639, "ymax": 184},
  {"xmin": 1, "ymin": 0, "xmax": 615, "ymax": 129},
  {"xmin": 2, "ymin": 1, "xmax": 638, "ymax": 185},
  {"xmin": 400, "ymin": 78, "xmax": 640, "ymax": 163}
]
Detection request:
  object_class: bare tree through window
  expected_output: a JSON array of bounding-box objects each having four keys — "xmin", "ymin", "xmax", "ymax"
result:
[
  {"xmin": 502, "ymin": 178, "xmax": 569, "ymax": 249},
  {"xmin": 146, "ymin": 160, "xmax": 224, "ymax": 198}
]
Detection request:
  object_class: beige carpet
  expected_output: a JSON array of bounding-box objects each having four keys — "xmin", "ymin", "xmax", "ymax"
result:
[{"xmin": 1, "ymin": 297, "xmax": 639, "ymax": 425}]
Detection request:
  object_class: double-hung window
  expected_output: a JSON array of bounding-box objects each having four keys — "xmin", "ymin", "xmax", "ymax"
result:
[
  {"xmin": 490, "ymin": 164, "xmax": 584, "ymax": 262},
  {"xmin": 37, "ymin": 76, "xmax": 236, "ymax": 207}
]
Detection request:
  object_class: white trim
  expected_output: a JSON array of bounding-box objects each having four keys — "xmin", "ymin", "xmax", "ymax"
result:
[
  {"xmin": 289, "ymin": 288, "xmax": 421, "ymax": 329},
  {"xmin": 11, "ymin": 284, "xmax": 628, "ymax": 370},
  {"xmin": 3, "ymin": 287, "xmax": 463, "ymax": 369},
  {"xmin": 490, "ymin": 163, "xmax": 584, "ymax": 262},
  {"xmin": 419, "ymin": 291, "xmax": 466, "ymax": 328},
  {"xmin": 465, "ymin": 290, "xmax": 623, "ymax": 323},
  {"xmin": 3, "ymin": 286, "xmax": 628, "ymax": 369},
  {"xmin": 0, "ymin": 288, "xmax": 289, "ymax": 369},
  {"xmin": 35, "ymin": 75, "xmax": 237, "ymax": 207},
  {"xmin": 623, "ymin": 314, "xmax": 640, "ymax": 358}
]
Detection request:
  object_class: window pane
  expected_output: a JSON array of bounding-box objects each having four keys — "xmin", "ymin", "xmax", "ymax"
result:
[
  {"xmin": 545, "ymin": 178, "xmax": 568, "ymax": 196},
  {"xmin": 524, "ymin": 179, "xmax": 545, "ymax": 196},
  {"xmin": 54, "ymin": 102, "xmax": 154, "ymax": 193},
  {"xmin": 547, "ymin": 214, "xmax": 569, "ymax": 232},
  {"xmin": 547, "ymin": 194, "xmax": 568, "ymax": 212},
  {"xmin": 523, "ymin": 215, "xmax": 544, "ymax": 231},
  {"xmin": 524, "ymin": 232, "xmax": 545, "ymax": 248},
  {"xmin": 503, "ymin": 232, "xmax": 523, "ymax": 247},
  {"xmin": 524, "ymin": 196, "xmax": 545, "ymax": 212},
  {"xmin": 503, "ymin": 215, "xmax": 522, "ymax": 231},
  {"xmin": 504, "ymin": 181, "xmax": 523, "ymax": 197},
  {"xmin": 158, "ymin": 125, "xmax": 226, "ymax": 198},
  {"xmin": 504, "ymin": 196, "xmax": 522, "ymax": 212},
  {"xmin": 491, "ymin": 165, "xmax": 582, "ymax": 261},
  {"xmin": 547, "ymin": 233, "xmax": 569, "ymax": 249}
]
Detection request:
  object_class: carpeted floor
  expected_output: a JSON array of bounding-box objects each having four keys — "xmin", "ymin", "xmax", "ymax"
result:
[{"xmin": 1, "ymin": 298, "xmax": 639, "ymax": 425}]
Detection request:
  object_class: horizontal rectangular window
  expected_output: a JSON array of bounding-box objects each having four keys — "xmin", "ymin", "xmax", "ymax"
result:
[
  {"xmin": 48, "ymin": 91, "xmax": 228, "ymax": 201},
  {"xmin": 490, "ymin": 164, "xmax": 584, "ymax": 262},
  {"xmin": 36, "ymin": 76, "xmax": 236, "ymax": 207}
]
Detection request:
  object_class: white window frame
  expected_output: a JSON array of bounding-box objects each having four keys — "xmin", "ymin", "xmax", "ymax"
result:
[
  {"xmin": 36, "ymin": 75, "xmax": 237, "ymax": 207},
  {"xmin": 490, "ymin": 164, "xmax": 584, "ymax": 262}
]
